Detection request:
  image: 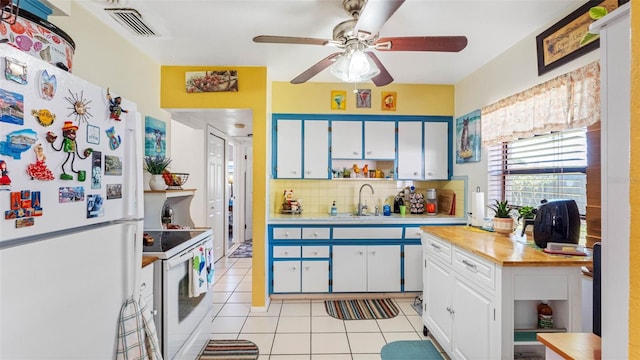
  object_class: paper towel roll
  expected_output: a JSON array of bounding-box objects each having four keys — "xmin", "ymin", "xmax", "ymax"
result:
[{"xmin": 472, "ymin": 192, "xmax": 485, "ymax": 226}]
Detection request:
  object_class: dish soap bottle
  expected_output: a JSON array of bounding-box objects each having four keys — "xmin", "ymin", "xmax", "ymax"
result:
[
  {"xmin": 537, "ymin": 300, "xmax": 553, "ymax": 329},
  {"xmin": 330, "ymin": 201, "xmax": 338, "ymax": 216}
]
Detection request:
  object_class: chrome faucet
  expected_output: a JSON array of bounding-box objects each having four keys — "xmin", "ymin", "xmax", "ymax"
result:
[{"xmin": 358, "ymin": 184, "xmax": 374, "ymax": 216}]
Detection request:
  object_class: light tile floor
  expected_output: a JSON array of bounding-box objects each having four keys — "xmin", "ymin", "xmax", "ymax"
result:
[{"xmin": 179, "ymin": 256, "xmax": 449, "ymax": 359}]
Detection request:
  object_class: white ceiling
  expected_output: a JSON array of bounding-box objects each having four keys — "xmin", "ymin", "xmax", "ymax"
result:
[{"xmin": 77, "ymin": 0, "xmax": 582, "ymax": 139}]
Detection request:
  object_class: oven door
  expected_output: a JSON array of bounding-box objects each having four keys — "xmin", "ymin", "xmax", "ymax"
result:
[{"xmin": 162, "ymin": 238, "xmax": 214, "ymax": 360}]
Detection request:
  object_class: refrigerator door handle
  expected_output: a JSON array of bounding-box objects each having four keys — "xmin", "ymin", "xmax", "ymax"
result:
[{"xmin": 124, "ymin": 111, "xmax": 144, "ymax": 220}]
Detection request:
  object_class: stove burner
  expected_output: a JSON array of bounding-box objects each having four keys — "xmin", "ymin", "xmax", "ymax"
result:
[{"xmin": 142, "ymin": 229, "xmax": 210, "ymax": 259}]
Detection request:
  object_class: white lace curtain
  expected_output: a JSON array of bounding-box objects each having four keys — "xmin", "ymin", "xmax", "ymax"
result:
[{"xmin": 481, "ymin": 61, "xmax": 600, "ymax": 146}]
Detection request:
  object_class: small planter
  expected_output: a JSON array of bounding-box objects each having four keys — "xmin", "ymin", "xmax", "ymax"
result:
[
  {"xmin": 493, "ymin": 217, "xmax": 514, "ymax": 234},
  {"xmin": 149, "ymin": 174, "xmax": 166, "ymax": 191}
]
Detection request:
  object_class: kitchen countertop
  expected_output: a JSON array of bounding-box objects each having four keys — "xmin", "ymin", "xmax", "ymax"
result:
[
  {"xmin": 269, "ymin": 212, "xmax": 466, "ymax": 225},
  {"xmin": 537, "ymin": 332, "xmax": 601, "ymax": 360},
  {"xmin": 142, "ymin": 255, "xmax": 159, "ymax": 268},
  {"xmin": 420, "ymin": 226, "xmax": 592, "ymax": 267}
]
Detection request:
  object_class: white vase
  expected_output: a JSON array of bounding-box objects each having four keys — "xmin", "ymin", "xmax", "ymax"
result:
[{"xmin": 149, "ymin": 174, "xmax": 166, "ymax": 191}]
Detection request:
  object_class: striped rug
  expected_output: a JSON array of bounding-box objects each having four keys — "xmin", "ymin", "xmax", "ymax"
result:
[
  {"xmin": 325, "ymin": 298, "xmax": 399, "ymax": 320},
  {"xmin": 197, "ymin": 339, "xmax": 259, "ymax": 360}
]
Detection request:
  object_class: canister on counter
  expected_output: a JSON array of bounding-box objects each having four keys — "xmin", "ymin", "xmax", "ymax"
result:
[{"xmin": 426, "ymin": 189, "xmax": 438, "ymax": 215}]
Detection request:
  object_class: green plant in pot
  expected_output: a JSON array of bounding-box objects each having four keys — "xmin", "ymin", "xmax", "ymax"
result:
[
  {"xmin": 144, "ymin": 156, "xmax": 172, "ymax": 190},
  {"xmin": 517, "ymin": 205, "xmax": 536, "ymax": 236},
  {"xmin": 487, "ymin": 199, "xmax": 515, "ymax": 234}
]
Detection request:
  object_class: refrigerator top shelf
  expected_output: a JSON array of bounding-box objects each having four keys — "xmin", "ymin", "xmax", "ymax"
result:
[{"xmin": 142, "ymin": 228, "xmax": 212, "ymax": 259}]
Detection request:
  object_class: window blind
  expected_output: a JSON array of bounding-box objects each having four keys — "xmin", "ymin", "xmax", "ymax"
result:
[{"xmin": 487, "ymin": 128, "xmax": 587, "ymax": 214}]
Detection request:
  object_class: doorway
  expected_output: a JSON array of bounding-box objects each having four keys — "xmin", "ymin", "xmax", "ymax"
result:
[
  {"xmin": 227, "ymin": 142, "xmax": 235, "ymax": 251},
  {"xmin": 207, "ymin": 127, "xmax": 225, "ymax": 262}
]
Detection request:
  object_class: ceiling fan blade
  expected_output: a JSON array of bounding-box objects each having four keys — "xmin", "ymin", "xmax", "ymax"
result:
[
  {"xmin": 353, "ymin": 0, "xmax": 405, "ymax": 40},
  {"xmin": 375, "ymin": 36, "xmax": 468, "ymax": 52},
  {"xmin": 366, "ymin": 52, "xmax": 394, "ymax": 87},
  {"xmin": 291, "ymin": 52, "xmax": 342, "ymax": 84},
  {"xmin": 253, "ymin": 35, "xmax": 331, "ymax": 46}
]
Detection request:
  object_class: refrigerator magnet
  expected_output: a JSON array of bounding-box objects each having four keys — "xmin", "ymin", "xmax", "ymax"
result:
[
  {"xmin": 32, "ymin": 109, "xmax": 56, "ymax": 127},
  {"xmin": 64, "ymin": 89, "xmax": 93, "ymax": 123},
  {"xmin": 0, "ymin": 160, "xmax": 11, "ymax": 189},
  {"xmin": 26, "ymin": 144, "xmax": 55, "ymax": 181},
  {"xmin": 4, "ymin": 57, "xmax": 27, "ymax": 84},
  {"xmin": 0, "ymin": 129, "xmax": 37, "ymax": 159},
  {"xmin": 39, "ymin": 70, "xmax": 57, "ymax": 100},
  {"xmin": 91, "ymin": 151, "xmax": 102, "ymax": 189},
  {"xmin": 87, "ymin": 194, "xmax": 104, "ymax": 218},
  {"xmin": 105, "ymin": 126, "xmax": 121, "ymax": 150}
]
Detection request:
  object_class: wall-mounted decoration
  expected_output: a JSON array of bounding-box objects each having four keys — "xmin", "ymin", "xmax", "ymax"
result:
[
  {"xmin": 535, "ymin": 0, "xmax": 625, "ymax": 76},
  {"xmin": 0, "ymin": 88, "xmax": 24, "ymax": 125},
  {"xmin": 39, "ymin": 70, "xmax": 56, "ymax": 100},
  {"xmin": 145, "ymin": 116, "xmax": 166, "ymax": 157},
  {"xmin": 104, "ymin": 155, "xmax": 122, "ymax": 175},
  {"xmin": 331, "ymin": 90, "xmax": 346, "ymax": 110},
  {"xmin": 5, "ymin": 190, "xmax": 42, "ymax": 228},
  {"xmin": 0, "ymin": 159, "xmax": 11, "ymax": 189},
  {"xmin": 65, "ymin": 89, "xmax": 93, "ymax": 123},
  {"xmin": 46, "ymin": 121, "xmax": 93, "ymax": 181},
  {"xmin": 58, "ymin": 186, "xmax": 85, "ymax": 203},
  {"xmin": 106, "ymin": 184, "xmax": 122, "ymax": 200},
  {"xmin": 381, "ymin": 91, "xmax": 397, "ymax": 111},
  {"xmin": 32, "ymin": 109, "xmax": 55, "ymax": 127},
  {"xmin": 107, "ymin": 88, "xmax": 128, "ymax": 121},
  {"xmin": 0, "ymin": 129, "xmax": 37, "ymax": 159},
  {"xmin": 356, "ymin": 89, "xmax": 371, "ymax": 108},
  {"xmin": 87, "ymin": 124, "xmax": 100, "ymax": 145},
  {"xmin": 4, "ymin": 57, "xmax": 27, "ymax": 84},
  {"xmin": 185, "ymin": 70, "xmax": 238, "ymax": 93},
  {"xmin": 26, "ymin": 143, "xmax": 54, "ymax": 181},
  {"xmin": 455, "ymin": 110, "xmax": 482, "ymax": 164},
  {"xmin": 87, "ymin": 194, "xmax": 104, "ymax": 218},
  {"xmin": 105, "ymin": 126, "xmax": 121, "ymax": 150},
  {"xmin": 91, "ymin": 151, "xmax": 102, "ymax": 189}
]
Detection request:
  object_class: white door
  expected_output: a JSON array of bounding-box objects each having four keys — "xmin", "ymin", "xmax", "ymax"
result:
[
  {"xmin": 397, "ymin": 122, "xmax": 423, "ymax": 179},
  {"xmin": 244, "ymin": 145, "xmax": 253, "ymax": 241},
  {"xmin": 424, "ymin": 122, "xmax": 449, "ymax": 179},
  {"xmin": 301, "ymin": 261, "xmax": 329, "ymax": 293},
  {"xmin": 403, "ymin": 244, "xmax": 423, "ymax": 291},
  {"xmin": 331, "ymin": 121, "xmax": 362, "ymax": 159},
  {"xmin": 275, "ymin": 119, "xmax": 302, "ymax": 178},
  {"xmin": 367, "ymin": 245, "xmax": 401, "ymax": 292},
  {"xmin": 451, "ymin": 275, "xmax": 493, "ymax": 360},
  {"xmin": 364, "ymin": 121, "xmax": 395, "ymax": 159},
  {"xmin": 207, "ymin": 129, "xmax": 225, "ymax": 261},
  {"xmin": 273, "ymin": 261, "xmax": 301, "ymax": 293},
  {"xmin": 303, "ymin": 120, "xmax": 329, "ymax": 179},
  {"xmin": 332, "ymin": 245, "xmax": 367, "ymax": 292},
  {"xmin": 424, "ymin": 257, "xmax": 453, "ymax": 351}
]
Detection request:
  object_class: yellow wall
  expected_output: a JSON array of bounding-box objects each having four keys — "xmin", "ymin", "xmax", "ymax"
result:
[
  {"xmin": 629, "ymin": 1, "xmax": 639, "ymax": 356},
  {"xmin": 160, "ymin": 66, "xmax": 268, "ymax": 307},
  {"xmin": 272, "ymin": 82, "xmax": 454, "ymax": 115}
]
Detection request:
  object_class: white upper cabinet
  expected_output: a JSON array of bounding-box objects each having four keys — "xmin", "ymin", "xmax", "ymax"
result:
[
  {"xmin": 303, "ymin": 120, "xmax": 329, "ymax": 179},
  {"xmin": 424, "ymin": 121, "xmax": 449, "ymax": 180},
  {"xmin": 275, "ymin": 119, "xmax": 302, "ymax": 178},
  {"xmin": 397, "ymin": 121, "xmax": 423, "ymax": 179},
  {"xmin": 364, "ymin": 121, "xmax": 396, "ymax": 159},
  {"xmin": 331, "ymin": 121, "xmax": 362, "ymax": 159}
]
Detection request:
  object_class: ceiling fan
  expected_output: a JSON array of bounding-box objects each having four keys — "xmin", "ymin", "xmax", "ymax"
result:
[{"xmin": 253, "ymin": 0, "xmax": 468, "ymax": 86}]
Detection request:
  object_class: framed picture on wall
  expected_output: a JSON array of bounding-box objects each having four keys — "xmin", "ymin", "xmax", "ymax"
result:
[
  {"xmin": 381, "ymin": 91, "xmax": 397, "ymax": 111},
  {"xmin": 455, "ymin": 110, "xmax": 481, "ymax": 164},
  {"xmin": 144, "ymin": 116, "xmax": 166, "ymax": 157},
  {"xmin": 356, "ymin": 89, "xmax": 371, "ymax": 108},
  {"xmin": 331, "ymin": 90, "xmax": 347, "ymax": 110}
]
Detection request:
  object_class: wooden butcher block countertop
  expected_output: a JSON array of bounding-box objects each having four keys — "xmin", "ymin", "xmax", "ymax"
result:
[
  {"xmin": 420, "ymin": 226, "xmax": 592, "ymax": 267},
  {"xmin": 142, "ymin": 255, "xmax": 159, "ymax": 268}
]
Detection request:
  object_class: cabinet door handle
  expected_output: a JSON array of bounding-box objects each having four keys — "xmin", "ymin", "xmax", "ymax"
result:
[
  {"xmin": 283, "ymin": 251, "xmax": 288, "ymax": 255},
  {"xmin": 291, "ymin": 266, "xmax": 297, "ymax": 271},
  {"xmin": 284, "ymin": 232, "xmax": 289, "ymax": 237},
  {"xmin": 313, "ymin": 251, "xmax": 318, "ymax": 255},
  {"xmin": 462, "ymin": 259, "xmax": 477, "ymax": 270},
  {"xmin": 140, "ymin": 282, "xmax": 147, "ymax": 291},
  {"xmin": 366, "ymin": 151, "xmax": 372, "ymax": 155},
  {"xmin": 370, "ymin": 250, "xmax": 376, "ymax": 255},
  {"xmin": 430, "ymin": 243, "xmax": 441, "ymax": 251},
  {"xmin": 358, "ymin": 251, "xmax": 364, "ymax": 255},
  {"xmin": 413, "ymin": 172, "xmax": 418, "ymax": 176},
  {"xmin": 353, "ymin": 151, "xmax": 359, "ymax": 155},
  {"xmin": 313, "ymin": 232, "xmax": 318, "ymax": 237},
  {"xmin": 304, "ymin": 266, "xmax": 309, "ymax": 271},
  {"xmin": 152, "ymin": 309, "xmax": 158, "ymax": 316}
]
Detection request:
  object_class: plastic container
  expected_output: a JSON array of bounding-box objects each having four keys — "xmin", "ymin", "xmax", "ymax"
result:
[
  {"xmin": 537, "ymin": 300, "xmax": 553, "ymax": 329},
  {"xmin": 330, "ymin": 201, "xmax": 337, "ymax": 216},
  {"xmin": 383, "ymin": 203, "xmax": 391, "ymax": 216}
]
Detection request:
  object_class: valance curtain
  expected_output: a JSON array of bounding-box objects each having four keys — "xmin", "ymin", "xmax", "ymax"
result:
[{"xmin": 481, "ymin": 61, "xmax": 600, "ymax": 146}]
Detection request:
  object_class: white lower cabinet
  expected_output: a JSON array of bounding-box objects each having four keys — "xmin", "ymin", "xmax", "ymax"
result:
[
  {"xmin": 451, "ymin": 275, "xmax": 494, "ymax": 359},
  {"xmin": 403, "ymin": 244, "xmax": 423, "ymax": 291},
  {"xmin": 273, "ymin": 260, "xmax": 301, "ymax": 293},
  {"xmin": 332, "ymin": 245, "xmax": 400, "ymax": 292},
  {"xmin": 301, "ymin": 261, "xmax": 329, "ymax": 293},
  {"xmin": 272, "ymin": 243, "xmax": 329, "ymax": 293}
]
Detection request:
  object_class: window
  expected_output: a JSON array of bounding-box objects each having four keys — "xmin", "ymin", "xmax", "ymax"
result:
[{"xmin": 487, "ymin": 128, "xmax": 588, "ymax": 214}]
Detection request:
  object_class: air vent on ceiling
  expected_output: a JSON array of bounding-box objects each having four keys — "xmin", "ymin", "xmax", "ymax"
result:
[{"xmin": 104, "ymin": 8, "xmax": 157, "ymax": 36}]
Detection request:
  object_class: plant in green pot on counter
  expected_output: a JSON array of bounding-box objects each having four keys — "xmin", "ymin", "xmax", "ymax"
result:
[{"xmin": 487, "ymin": 199, "xmax": 515, "ymax": 234}]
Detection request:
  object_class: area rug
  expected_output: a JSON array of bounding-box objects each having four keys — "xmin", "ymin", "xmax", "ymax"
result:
[
  {"xmin": 197, "ymin": 339, "xmax": 259, "ymax": 360},
  {"xmin": 228, "ymin": 240, "xmax": 252, "ymax": 258},
  {"xmin": 325, "ymin": 298, "xmax": 399, "ymax": 320},
  {"xmin": 381, "ymin": 340, "xmax": 443, "ymax": 360}
]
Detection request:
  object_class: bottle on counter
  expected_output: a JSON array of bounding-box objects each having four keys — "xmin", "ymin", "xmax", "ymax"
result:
[
  {"xmin": 330, "ymin": 201, "xmax": 338, "ymax": 216},
  {"xmin": 537, "ymin": 300, "xmax": 553, "ymax": 329},
  {"xmin": 383, "ymin": 203, "xmax": 391, "ymax": 216}
]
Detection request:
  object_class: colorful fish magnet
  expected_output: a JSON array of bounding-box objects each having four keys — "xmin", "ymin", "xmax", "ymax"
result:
[
  {"xmin": 39, "ymin": 70, "xmax": 57, "ymax": 100},
  {"xmin": 32, "ymin": 109, "xmax": 56, "ymax": 127}
]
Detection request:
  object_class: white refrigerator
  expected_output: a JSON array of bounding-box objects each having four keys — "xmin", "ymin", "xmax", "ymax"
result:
[{"xmin": 0, "ymin": 44, "xmax": 145, "ymax": 358}]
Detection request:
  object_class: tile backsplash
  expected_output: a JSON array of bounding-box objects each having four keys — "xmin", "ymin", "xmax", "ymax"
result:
[{"xmin": 271, "ymin": 179, "xmax": 466, "ymax": 216}]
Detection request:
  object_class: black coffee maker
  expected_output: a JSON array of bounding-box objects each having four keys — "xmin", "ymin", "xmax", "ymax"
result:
[{"xmin": 531, "ymin": 199, "xmax": 581, "ymax": 248}]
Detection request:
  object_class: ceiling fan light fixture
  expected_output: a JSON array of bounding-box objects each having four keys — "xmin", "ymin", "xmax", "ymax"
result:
[{"xmin": 330, "ymin": 49, "xmax": 380, "ymax": 83}]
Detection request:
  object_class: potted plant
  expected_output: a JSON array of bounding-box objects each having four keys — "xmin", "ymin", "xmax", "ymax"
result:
[
  {"xmin": 487, "ymin": 199, "xmax": 515, "ymax": 234},
  {"xmin": 144, "ymin": 156, "xmax": 172, "ymax": 190},
  {"xmin": 517, "ymin": 205, "xmax": 536, "ymax": 236}
]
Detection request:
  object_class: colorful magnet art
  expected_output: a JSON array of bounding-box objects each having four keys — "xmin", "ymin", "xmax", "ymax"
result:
[
  {"xmin": 106, "ymin": 184, "xmax": 122, "ymax": 199},
  {"xmin": 46, "ymin": 121, "xmax": 93, "ymax": 181},
  {"xmin": 65, "ymin": 89, "xmax": 93, "ymax": 123},
  {"xmin": 87, "ymin": 124, "xmax": 100, "ymax": 145},
  {"xmin": 0, "ymin": 159, "xmax": 11, "ymax": 190},
  {"xmin": 104, "ymin": 155, "xmax": 122, "ymax": 175},
  {"xmin": 107, "ymin": 88, "xmax": 128, "ymax": 121},
  {"xmin": 39, "ymin": 70, "xmax": 57, "ymax": 100},
  {"xmin": 32, "ymin": 108, "xmax": 56, "ymax": 127},
  {"xmin": 0, "ymin": 129, "xmax": 37, "ymax": 159},
  {"xmin": 26, "ymin": 143, "xmax": 54, "ymax": 181},
  {"xmin": 59, "ymin": 186, "xmax": 85, "ymax": 203},
  {"xmin": 4, "ymin": 57, "xmax": 27, "ymax": 84},
  {"xmin": 105, "ymin": 126, "xmax": 121, "ymax": 150},
  {"xmin": 4, "ymin": 190, "xmax": 42, "ymax": 229},
  {"xmin": 87, "ymin": 194, "xmax": 104, "ymax": 218},
  {"xmin": 0, "ymin": 88, "xmax": 25, "ymax": 125},
  {"xmin": 91, "ymin": 151, "xmax": 102, "ymax": 190}
]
